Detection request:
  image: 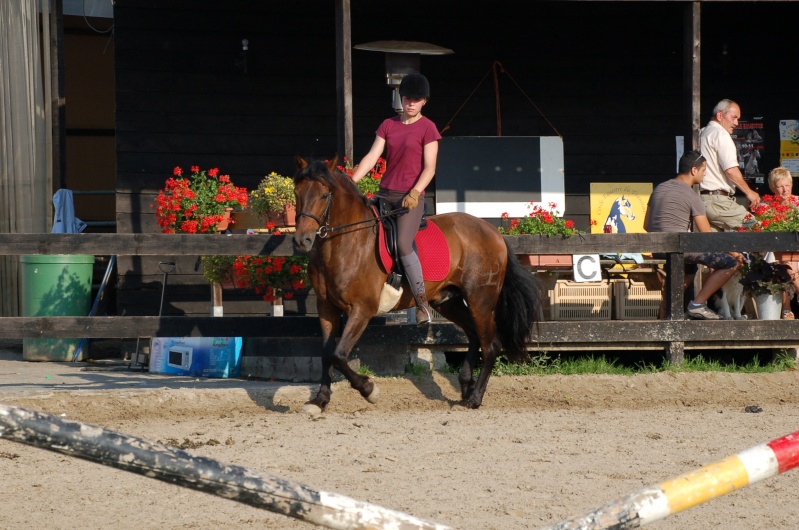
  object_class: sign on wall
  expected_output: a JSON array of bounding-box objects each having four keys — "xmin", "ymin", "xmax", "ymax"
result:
[
  {"xmin": 435, "ymin": 136, "xmax": 565, "ymax": 218},
  {"xmin": 589, "ymin": 183, "xmax": 652, "ymax": 234},
  {"xmin": 733, "ymin": 117, "xmax": 765, "ymax": 188},
  {"xmin": 779, "ymin": 120, "xmax": 799, "ymax": 177}
]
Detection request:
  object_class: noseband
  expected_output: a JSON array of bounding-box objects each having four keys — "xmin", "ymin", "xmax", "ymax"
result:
[{"xmin": 296, "ymin": 190, "xmax": 335, "ymax": 238}]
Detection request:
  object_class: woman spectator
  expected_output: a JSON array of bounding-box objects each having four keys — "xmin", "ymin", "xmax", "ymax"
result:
[{"xmin": 767, "ymin": 166, "xmax": 799, "ymax": 319}]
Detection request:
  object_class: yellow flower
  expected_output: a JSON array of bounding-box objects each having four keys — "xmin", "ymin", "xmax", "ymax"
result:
[{"xmin": 249, "ymin": 172, "xmax": 295, "ymax": 216}]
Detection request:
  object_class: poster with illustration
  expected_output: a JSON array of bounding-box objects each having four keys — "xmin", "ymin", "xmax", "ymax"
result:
[
  {"xmin": 779, "ymin": 120, "xmax": 799, "ymax": 177},
  {"xmin": 733, "ymin": 117, "xmax": 765, "ymax": 187},
  {"xmin": 589, "ymin": 183, "xmax": 652, "ymax": 234}
]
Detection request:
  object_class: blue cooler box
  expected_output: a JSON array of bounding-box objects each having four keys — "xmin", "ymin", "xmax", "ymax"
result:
[{"xmin": 149, "ymin": 337, "xmax": 242, "ymax": 378}]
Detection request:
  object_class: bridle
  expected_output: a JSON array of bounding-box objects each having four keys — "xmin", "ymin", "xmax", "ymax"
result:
[{"xmin": 296, "ymin": 186, "xmax": 408, "ymax": 239}]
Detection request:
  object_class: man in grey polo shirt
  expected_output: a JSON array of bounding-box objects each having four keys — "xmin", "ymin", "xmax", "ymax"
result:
[
  {"xmin": 645, "ymin": 151, "xmax": 745, "ymax": 320},
  {"xmin": 699, "ymin": 99, "xmax": 760, "ymax": 231}
]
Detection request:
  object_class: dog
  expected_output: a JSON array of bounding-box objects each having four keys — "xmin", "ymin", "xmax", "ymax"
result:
[{"xmin": 712, "ymin": 270, "xmax": 747, "ymax": 320}]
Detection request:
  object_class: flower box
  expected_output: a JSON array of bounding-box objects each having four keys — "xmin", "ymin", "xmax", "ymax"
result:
[
  {"xmin": 518, "ymin": 254, "xmax": 573, "ymax": 268},
  {"xmin": 774, "ymin": 251, "xmax": 799, "ymax": 262}
]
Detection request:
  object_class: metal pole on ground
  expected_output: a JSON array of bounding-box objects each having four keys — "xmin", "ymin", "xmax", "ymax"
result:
[{"xmin": 0, "ymin": 403, "xmax": 451, "ymax": 530}]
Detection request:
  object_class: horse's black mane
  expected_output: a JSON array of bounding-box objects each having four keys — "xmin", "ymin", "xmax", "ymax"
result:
[{"xmin": 295, "ymin": 158, "xmax": 369, "ymax": 206}]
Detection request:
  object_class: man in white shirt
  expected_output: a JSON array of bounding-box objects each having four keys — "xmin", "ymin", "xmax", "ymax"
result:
[{"xmin": 699, "ymin": 99, "xmax": 760, "ymax": 231}]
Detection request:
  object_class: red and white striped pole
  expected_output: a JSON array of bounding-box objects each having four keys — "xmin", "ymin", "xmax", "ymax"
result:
[{"xmin": 541, "ymin": 429, "xmax": 799, "ymax": 530}]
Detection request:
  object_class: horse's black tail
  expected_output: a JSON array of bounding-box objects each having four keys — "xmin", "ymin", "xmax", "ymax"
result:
[{"xmin": 495, "ymin": 241, "xmax": 543, "ymax": 361}]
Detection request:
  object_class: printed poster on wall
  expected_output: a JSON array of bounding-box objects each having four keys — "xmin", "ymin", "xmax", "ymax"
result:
[
  {"xmin": 589, "ymin": 183, "xmax": 652, "ymax": 234},
  {"xmin": 733, "ymin": 117, "xmax": 765, "ymax": 187},
  {"xmin": 779, "ymin": 120, "xmax": 799, "ymax": 177}
]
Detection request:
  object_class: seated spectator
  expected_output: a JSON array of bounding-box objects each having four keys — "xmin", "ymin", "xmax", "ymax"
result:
[
  {"xmin": 766, "ymin": 166, "xmax": 799, "ymax": 319},
  {"xmin": 644, "ymin": 150, "xmax": 746, "ymax": 320}
]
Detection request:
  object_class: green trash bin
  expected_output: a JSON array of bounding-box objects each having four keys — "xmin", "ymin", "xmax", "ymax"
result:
[{"xmin": 20, "ymin": 255, "xmax": 95, "ymax": 361}]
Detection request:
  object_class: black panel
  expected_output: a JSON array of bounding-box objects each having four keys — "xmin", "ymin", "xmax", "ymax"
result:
[{"xmin": 437, "ymin": 137, "xmax": 542, "ymax": 204}]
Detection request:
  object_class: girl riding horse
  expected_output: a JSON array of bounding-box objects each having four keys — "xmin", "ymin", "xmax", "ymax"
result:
[{"xmin": 292, "ymin": 156, "xmax": 542, "ymax": 412}]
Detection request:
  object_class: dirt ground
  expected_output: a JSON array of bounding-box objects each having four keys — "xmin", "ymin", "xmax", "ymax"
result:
[{"xmin": 2, "ymin": 368, "xmax": 799, "ymax": 530}]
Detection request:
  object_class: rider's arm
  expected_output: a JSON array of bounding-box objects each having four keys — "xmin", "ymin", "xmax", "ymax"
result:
[
  {"xmin": 351, "ymin": 136, "xmax": 386, "ymax": 183},
  {"xmin": 411, "ymin": 140, "xmax": 439, "ymax": 193}
]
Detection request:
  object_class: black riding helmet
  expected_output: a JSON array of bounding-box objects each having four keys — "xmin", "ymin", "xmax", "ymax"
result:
[{"xmin": 398, "ymin": 72, "xmax": 430, "ymax": 99}]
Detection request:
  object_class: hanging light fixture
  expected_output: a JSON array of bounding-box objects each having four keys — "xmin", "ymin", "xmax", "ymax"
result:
[{"xmin": 354, "ymin": 40, "xmax": 453, "ymax": 113}]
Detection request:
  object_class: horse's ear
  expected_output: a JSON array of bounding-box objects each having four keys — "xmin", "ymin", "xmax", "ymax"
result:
[
  {"xmin": 326, "ymin": 155, "xmax": 339, "ymax": 172},
  {"xmin": 295, "ymin": 155, "xmax": 308, "ymax": 170}
]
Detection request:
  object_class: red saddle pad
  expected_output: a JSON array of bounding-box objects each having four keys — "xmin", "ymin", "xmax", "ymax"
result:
[{"xmin": 377, "ymin": 218, "xmax": 450, "ymax": 282}]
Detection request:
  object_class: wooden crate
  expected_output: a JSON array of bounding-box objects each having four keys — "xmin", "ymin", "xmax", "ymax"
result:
[
  {"xmin": 549, "ymin": 280, "xmax": 612, "ymax": 320},
  {"xmin": 613, "ymin": 280, "xmax": 662, "ymax": 320}
]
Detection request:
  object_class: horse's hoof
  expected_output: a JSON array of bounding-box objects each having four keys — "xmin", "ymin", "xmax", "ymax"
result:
[
  {"xmin": 301, "ymin": 402, "xmax": 323, "ymax": 416},
  {"xmin": 365, "ymin": 383, "xmax": 380, "ymax": 404},
  {"xmin": 457, "ymin": 398, "xmax": 481, "ymax": 410}
]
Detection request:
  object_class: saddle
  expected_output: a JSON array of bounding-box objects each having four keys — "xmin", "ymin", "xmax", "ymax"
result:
[
  {"xmin": 376, "ymin": 197, "xmax": 427, "ymax": 263},
  {"xmin": 371, "ymin": 198, "xmax": 450, "ymax": 283}
]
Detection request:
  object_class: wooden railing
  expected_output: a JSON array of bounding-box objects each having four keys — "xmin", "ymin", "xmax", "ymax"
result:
[{"xmin": 2, "ymin": 231, "xmax": 799, "ymax": 363}]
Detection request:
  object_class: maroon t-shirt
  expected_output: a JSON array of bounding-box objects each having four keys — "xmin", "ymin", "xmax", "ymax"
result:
[{"xmin": 376, "ymin": 115, "xmax": 441, "ymax": 193}]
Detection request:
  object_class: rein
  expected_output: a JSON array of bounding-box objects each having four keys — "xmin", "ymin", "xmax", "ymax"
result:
[{"xmin": 296, "ymin": 190, "xmax": 408, "ymax": 239}]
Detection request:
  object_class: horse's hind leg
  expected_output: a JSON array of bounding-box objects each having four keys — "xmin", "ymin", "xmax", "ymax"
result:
[
  {"xmin": 461, "ymin": 294, "xmax": 504, "ymax": 409},
  {"xmin": 434, "ymin": 296, "xmax": 479, "ymax": 402}
]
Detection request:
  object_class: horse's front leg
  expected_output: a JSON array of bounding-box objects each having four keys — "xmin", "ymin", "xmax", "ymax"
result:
[
  {"xmin": 302, "ymin": 303, "xmax": 341, "ymax": 414},
  {"xmin": 330, "ymin": 307, "xmax": 380, "ymax": 404}
]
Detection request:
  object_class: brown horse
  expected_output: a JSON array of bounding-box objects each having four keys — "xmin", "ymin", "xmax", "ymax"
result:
[{"xmin": 292, "ymin": 156, "xmax": 542, "ymax": 412}]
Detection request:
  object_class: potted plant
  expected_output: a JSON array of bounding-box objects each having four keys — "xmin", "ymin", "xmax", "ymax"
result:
[
  {"xmin": 741, "ymin": 194, "xmax": 799, "ymax": 261},
  {"xmin": 249, "ymin": 172, "xmax": 296, "ymax": 226},
  {"xmin": 232, "ymin": 245, "xmax": 309, "ymax": 317},
  {"xmin": 152, "ymin": 165, "xmax": 247, "ymax": 309},
  {"xmin": 200, "ymin": 255, "xmax": 240, "ymax": 288},
  {"xmin": 738, "ymin": 253, "xmax": 797, "ymax": 320},
  {"xmin": 337, "ymin": 156, "xmax": 386, "ymax": 199},
  {"xmin": 153, "ymin": 166, "xmax": 248, "ymax": 234},
  {"xmin": 498, "ymin": 202, "xmax": 581, "ymax": 267}
]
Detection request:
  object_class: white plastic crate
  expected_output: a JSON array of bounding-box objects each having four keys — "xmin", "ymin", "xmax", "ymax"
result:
[
  {"xmin": 613, "ymin": 280, "xmax": 662, "ymax": 320},
  {"xmin": 549, "ymin": 280, "xmax": 612, "ymax": 320}
]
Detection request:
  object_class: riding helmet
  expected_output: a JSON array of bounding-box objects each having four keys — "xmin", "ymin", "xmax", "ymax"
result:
[{"xmin": 398, "ymin": 72, "xmax": 430, "ymax": 99}]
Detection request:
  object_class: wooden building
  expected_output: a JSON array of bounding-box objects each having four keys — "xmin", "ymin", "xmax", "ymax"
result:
[{"xmin": 3, "ymin": 0, "xmax": 797, "ymax": 318}]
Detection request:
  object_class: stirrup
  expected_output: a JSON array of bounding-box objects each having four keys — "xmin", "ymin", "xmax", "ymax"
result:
[{"xmin": 416, "ymin": 304, "xmax": 433, "ymax": 326}]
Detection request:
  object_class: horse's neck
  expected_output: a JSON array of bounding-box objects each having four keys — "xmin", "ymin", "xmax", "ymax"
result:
[
  {"xmin": 328, "ymin": 191, "xmax": 378, "ymax": 243},
  {"xmin": 315, "ymin": 193, "xmax": 378, "ymax": 277}
]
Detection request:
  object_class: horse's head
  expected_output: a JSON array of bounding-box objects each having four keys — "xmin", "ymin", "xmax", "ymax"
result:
[
  {"xmin": 616, "ymin": 196, "xmax": 635, "ymax": 220},
  {"xmin": 292, "ymin": 155, "xmax": 366, "ymax": 253},
  {"xmin": 292, "ymin": 156, "xmax": 337, "ymax": 253}
]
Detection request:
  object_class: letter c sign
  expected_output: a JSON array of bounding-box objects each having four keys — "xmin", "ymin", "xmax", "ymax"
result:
[{"xmin": 572, "ymin": 254, "xmax": 602, "ymax": 282}]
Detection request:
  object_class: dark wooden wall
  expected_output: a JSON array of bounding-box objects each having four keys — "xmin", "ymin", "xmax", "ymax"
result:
[{"xmin": 113, "ymin": 0, "xmax": 798, "ymax": 316}]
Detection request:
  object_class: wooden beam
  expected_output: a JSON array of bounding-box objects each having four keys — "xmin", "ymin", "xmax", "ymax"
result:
[
  {"xmin": 335, "ymin": 0, "xmax": 353, "ymax": 162},
  {"xmin": 50, "ymin": 0, "xmax": 66, "ymax": 190},
  {"xmin": 2, "ymin": 231, "xmax": 799, "ymax": 257},
  {"xmin": 4, "ymin": 316, "xmax": 799, "ymax": 346},
  {"xmin": 684, "ymin": 2, "xmax": 701, "ymax": 150}
]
